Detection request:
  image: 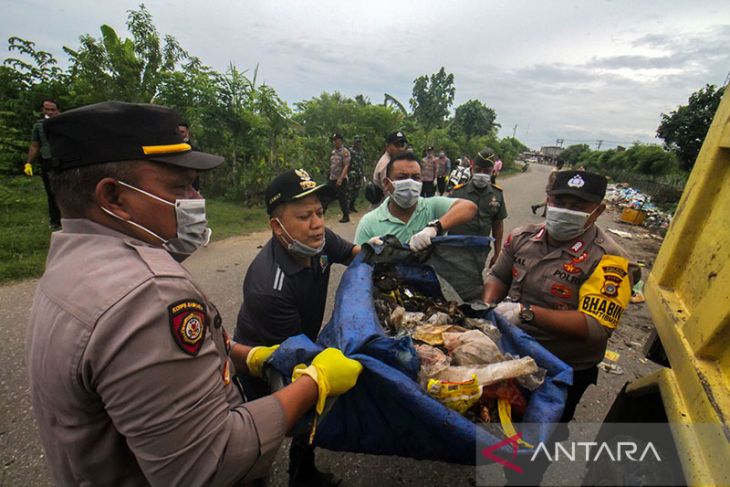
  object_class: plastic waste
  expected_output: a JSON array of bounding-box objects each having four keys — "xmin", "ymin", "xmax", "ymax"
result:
[
  {"xmin": 435, "ymin": 356, "xmax": 540, "ymax": 386},
  {"xmin": 442, "ymin": 329, "xmax": 505, "ymax": 365}
]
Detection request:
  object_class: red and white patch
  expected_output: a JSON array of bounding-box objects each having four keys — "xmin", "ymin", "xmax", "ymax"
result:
[
  {"xmin": 570, "ymin": 240, "xmax": 585, "ymax": 253},
  {"xmin": 573, "ymin": 251, "xmax": 589, "ymax": 264},
  {"xmin": 168, "ymin": 299, "xmax": 207, "ymax": 356}
]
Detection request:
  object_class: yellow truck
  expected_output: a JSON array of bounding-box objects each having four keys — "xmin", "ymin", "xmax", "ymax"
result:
[{"xmin": 591, "ymin": 88, "xmax": 730, "ymax": 485}]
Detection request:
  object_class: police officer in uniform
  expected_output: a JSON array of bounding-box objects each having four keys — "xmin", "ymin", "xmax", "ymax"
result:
[
  {"xmin": 483, "ymin": 170, "xmax": 635, "ymax": 484},
  {"xmin": 26, "ymin": 101, "xmax": 362, "ymax": 486},
  {"xmin": 449, "ymin": 149, "xmax": 507, "ymax": 267}
]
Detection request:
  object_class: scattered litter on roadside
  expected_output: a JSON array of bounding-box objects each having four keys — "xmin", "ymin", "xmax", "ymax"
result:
[
  {"xmin": 604, "ymin": 350, "xmax": 620, "ymax": 362},
  {"xmin": 631, "ymin": 280, "xmax": 646, "ymax": 303},
  {"xmin": 608, "ymin": 228, "xmax": 634, "ymax": 239},
  {"xmin": 598, "ymin": 362, "xmax": 625, "ymax": 375},
  {"xmin": 639, "ymin": 358, "xmax": 648, "ymax": 364},
  {"xmin": 631, "ymin": 292, "xmax": 646, "ymax": 303},
  {"xmin": 605, "ymin": 184, "xmax": 673, "ymax": 231}
]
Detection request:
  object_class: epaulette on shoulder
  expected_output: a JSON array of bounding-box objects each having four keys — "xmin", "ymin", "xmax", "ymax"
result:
[
  {"xmin": 491, "ymin": 183, "xmax": 503, "ymax": 191},
  {"xmin": 452, "ymin": 183, "xmax": 466, "ymax": 191}
]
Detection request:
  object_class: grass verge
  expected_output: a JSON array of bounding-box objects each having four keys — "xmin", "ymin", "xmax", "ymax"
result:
[{"xmin": 0, "ymin": 176, "xmax": 268, "ymax": 284}]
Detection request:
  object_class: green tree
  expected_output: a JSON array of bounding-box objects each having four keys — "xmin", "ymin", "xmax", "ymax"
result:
[
  {"xmin": 657, "ymin": 84, "xmax": 724, "ymax": 171},
  {"xmin": 1, "ymin": 37, "xmax": 68, "ymax": 174},
  {"xmin": 409, "ymin": 67, "xmax": 455, "ymax": 130},
  {"xmin": 559, "ymin": 144, "xmax": 591, "ymax": 166},
  {"xmin": 64, "ymin": 5, "xmax": 187, "ymax": 105},
  {"xmin": 450, "ymin": 99, "xmax": 499, "ymax": 139}
]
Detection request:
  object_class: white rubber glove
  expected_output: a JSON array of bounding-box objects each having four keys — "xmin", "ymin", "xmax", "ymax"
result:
[
  {"xmin": 494, "ymin": 302, "xmax": 522, "ymax": 325},
  {"xmin": 408, "ymin": 226, "xmax": 438, "ymax": 251},
  {"xmin": 367, "ymin": 236, "xmax": 384, "ymax": 246}
]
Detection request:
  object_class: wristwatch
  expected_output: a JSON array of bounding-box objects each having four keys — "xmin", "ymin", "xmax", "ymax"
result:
[
  {"xmin": 519, "ymin": 303, "xmax": 535, "ymax": 323},
  {"xmin": 426, "ymin": 219, "xmax": 444, "ymax": 236}
]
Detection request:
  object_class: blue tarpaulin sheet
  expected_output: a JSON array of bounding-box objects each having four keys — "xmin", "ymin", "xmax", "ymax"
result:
[{"xmin": 269, "ymin": 237, "xmax": 573, "ymax": 465}]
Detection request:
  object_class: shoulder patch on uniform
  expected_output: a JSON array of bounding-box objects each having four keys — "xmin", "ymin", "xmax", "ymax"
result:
[
  {"xmin": 453, "ymin": 183, "xmax": 466, "ymax": 190},
  {"xmin": 168, "ymin": 299, "xmax": 207, "ymax": 356},
  {"xmin": 578, "ymin": 254, "xmax": 630, "ymax": 329}
]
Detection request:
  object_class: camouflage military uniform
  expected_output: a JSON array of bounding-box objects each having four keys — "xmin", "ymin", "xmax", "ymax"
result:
[{"xmin": 347, "ymin": 146, "xmax": 364, "ymax": 211}]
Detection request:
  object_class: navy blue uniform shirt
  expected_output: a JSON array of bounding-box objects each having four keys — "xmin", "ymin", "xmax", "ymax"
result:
[{"xmin": 234, "ymin": 228, "xmax": 354, "ymax": 346}]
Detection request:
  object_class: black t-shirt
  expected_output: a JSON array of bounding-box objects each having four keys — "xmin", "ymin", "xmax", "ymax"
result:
[{"xmin": 234, "ymin": 228, "xmax": 354, "ymax": 346}]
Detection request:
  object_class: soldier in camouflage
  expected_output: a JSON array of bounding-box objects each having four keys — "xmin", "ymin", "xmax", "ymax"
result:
[{"xmin": 347, "ymin": 136, "xmax": 365, "ymax": 213}]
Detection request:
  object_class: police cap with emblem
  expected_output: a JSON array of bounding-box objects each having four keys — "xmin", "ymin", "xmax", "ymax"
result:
[
  {"xmin": 265, "ymin": 169, "xmax": 336, "ymax": 214},
  {"xmin": 43, "ymin": 101, "xmax": 224, "ymax": 172},
  {"xmin": 548, "ymin": 170, "xmax": 607, "ymax": 203},
  {"xmin": 385, "ymin": 131, "xmax": 408, "ymax": 145}
]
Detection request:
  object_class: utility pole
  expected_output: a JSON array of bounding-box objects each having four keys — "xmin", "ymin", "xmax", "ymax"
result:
[
  {"xmin": 512, "ymin": 124, "xmax": 518, "ymax": 138},
  {"xmin": 596, "ymin": 140, "xmax": 603, "ymax": 150},
  {"xmin": 556, "ymin": 138, "xmax": 564, "ymax": 147}
]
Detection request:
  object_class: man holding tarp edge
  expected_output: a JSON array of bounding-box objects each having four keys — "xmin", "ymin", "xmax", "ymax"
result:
[{"xmin": 25, "ymin": 101, "xmax": 362, "ymax": 486}]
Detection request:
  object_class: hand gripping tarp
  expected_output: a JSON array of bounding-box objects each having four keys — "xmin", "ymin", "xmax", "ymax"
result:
[{"xmin": 268, "ymin": 236, "xmax": 573, "ymax": 465}]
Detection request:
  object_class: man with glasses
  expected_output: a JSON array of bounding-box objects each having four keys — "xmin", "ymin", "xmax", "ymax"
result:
[{"xmin": 355, "ymin": 152, "xmax": 476, "ymax": 249}]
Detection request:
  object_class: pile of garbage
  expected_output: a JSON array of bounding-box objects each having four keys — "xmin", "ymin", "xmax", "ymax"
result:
[
  {"xmin": 373, "ymin": 264, "xmax": 545, "ymax": 424},
  {"xmin": 605, "ymin": 184, "xmax": 673, "ymax": 230}
]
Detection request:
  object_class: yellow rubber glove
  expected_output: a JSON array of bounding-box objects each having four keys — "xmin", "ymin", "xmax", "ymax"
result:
[
  {"xmin": 245, "ymin": 344, "xmax": 280, "ymax": 378},
  {"xmin": 292, "ymin": 348, "xmax": 363, "ymax": 414},
  {"xmin": 24, "ymin": 163, "xmax": 33, "ymax": 177}
]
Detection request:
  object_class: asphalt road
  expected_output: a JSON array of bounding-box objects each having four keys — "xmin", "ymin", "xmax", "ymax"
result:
[{"xmin": 1, "ymin": 164, "xmax": 653, "ymax": 486}]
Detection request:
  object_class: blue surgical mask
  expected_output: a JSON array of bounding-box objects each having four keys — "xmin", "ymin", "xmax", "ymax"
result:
[
  {"xmin": 275, "ymin": 218, "xmax": 325, "ymax": 257},
  {"xmin": 387, "ymin": 178, "xmax": 422, "ymax": 209},
  {"xmin": 101, "ymin": 181, "xmax": 211, "ymax": 261}
]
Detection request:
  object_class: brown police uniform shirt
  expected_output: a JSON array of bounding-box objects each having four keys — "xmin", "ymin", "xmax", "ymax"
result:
[
  {"xmin": 488, "ymin": 223, "xmax": 634, "ymax": 370},
  {"xmin": 26, "ymin": 219, "xmax": 285, "ymax": 486},
  {"xmin": 329, "ymin": 146, "xmax": 351, "ymax": 181}
]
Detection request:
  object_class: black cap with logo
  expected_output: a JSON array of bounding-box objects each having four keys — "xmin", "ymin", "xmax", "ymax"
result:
[
  {"xmin": 474, "ymin": 148, "xmax": 496, "ymax": 168},
  {"xmin": 43, "ymin": 101, "xmax": 224, "ymax": 172},
  {"xmin": 385, "ymin": 131, "xmax": 408, "ymax": 145},
  {"xmin": 331, "ymin": 132, "xmax": 343, "ymax": 141},
  {"xmin": 548, "ymin": 170, "xmax": 607, "ymax": 202},
  {"xmin": 265, "ymin": 169, "xmax": 336, "ymax": 214}
]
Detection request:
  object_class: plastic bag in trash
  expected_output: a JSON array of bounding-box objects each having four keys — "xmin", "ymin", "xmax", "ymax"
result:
[
  {"xmin": 435, "ymin": 356, "xmax": 540, "ymax": 386},
  {"xmin": 442, "ymin": 329, "xmax": 505, "ymax": 365}
]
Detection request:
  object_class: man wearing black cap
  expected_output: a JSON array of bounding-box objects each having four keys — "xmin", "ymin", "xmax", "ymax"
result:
[
  {"xmin": 449, "ymin": 148, "xmax": 507, "ymax": 268},
  {"xmin": 25, "ymin": 102, "xmax": 362, "ymax": 486},
  {"xmin": 235, "ymin": 168, "xmax": 364, "ymax": 486},
  {"xmin": 328, "ymin": 133, "xmax": 351, "ymax": 222},
  {"xmin": 483, "ymin": 170, "xmax": 635, "ymax": 483}
]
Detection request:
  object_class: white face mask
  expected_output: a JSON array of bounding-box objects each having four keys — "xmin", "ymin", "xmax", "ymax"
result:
[
  {"xmin": 471, "ymin": 173, "xmax": 491, "ymax": 189},
  {"xmin": 274, "ymin": 218, "xmax": 325, "ymax": 258},
  {"xmin": 545, "ymin": 205, "xmax": 597, "ymax": 241},
  {"xmin": 387, "ymin": 178, "xmax": 422, "ymax": 209},
  {"xmin": 101, "ymin": 181, "xmax": 211, "ymax": 262}
]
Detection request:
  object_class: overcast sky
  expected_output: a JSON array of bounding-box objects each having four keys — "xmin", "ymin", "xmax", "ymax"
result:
[{"xmin": 3, "ymin": 0, "xmax": 729, "ymax": 149}]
